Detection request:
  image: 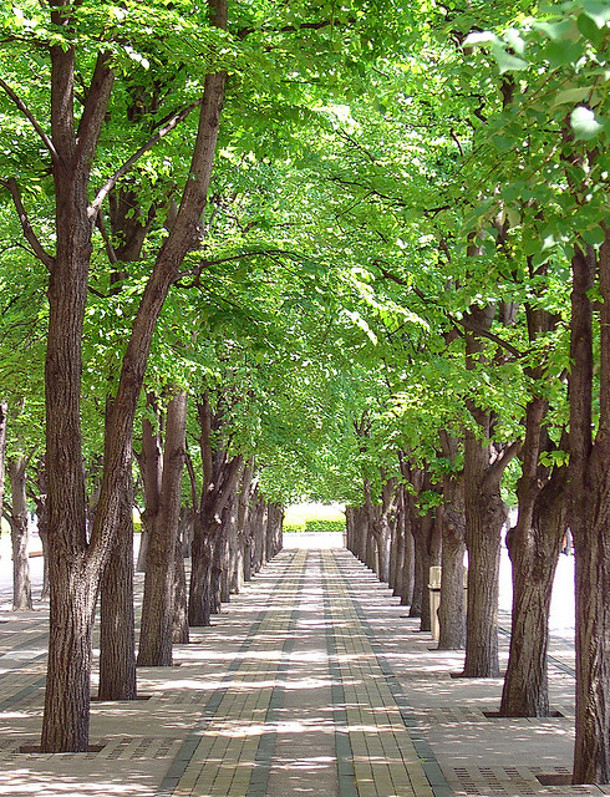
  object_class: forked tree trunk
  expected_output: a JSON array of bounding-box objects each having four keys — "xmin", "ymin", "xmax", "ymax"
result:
[
  {"xmin": 570, "ymin": 235, "xmax": 610, "ymax": 784},
  {"xmin": 137, "ymin": 392, "xmax": 187, "ymax": 666},
  {"xmin": 98, "ymin": 475, "xmax": 136, "ymax": 699},
  {"xmin": 189, "ymin": 453, "xmax": 242, "ymax": 626},
  {"xmin": 461, "ymin": 306, "xmax": 516, "ymax": 678},
  {"xmin": 8, "ymin": 456, "xmax": 32, "ymax": 611}
]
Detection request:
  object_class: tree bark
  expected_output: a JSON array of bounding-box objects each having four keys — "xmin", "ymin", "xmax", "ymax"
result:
[
  {"xmin": 188, "ymin": 449, "xmax": 242, "ymax": 626},
  {"xmin": 173, "ymin": 531, "xmax": 189, "ymax": 644},
  {"xmin": 39, "ymin": 0, "xmax": 228, "ymax": 751},
  {"xmin": 8, "ymin": 456, "xmax": 32, "ymax": 611},
  {"xmin": 137, "ymin": 391, "xmax": 187, "ymax": 666},
  {"xmin": 501, "ymin": 466, "xmax": 566, "ymax": 716},
  {"xmin": 461, "ymin": 305, "xmax": 516, "ymax": 678},
  {"xmin": 570, "ymin": 234, "xmax": 610, "ymax": 784},
  {"xmin": 438, "ymin": 469, "xmax": 466, "ymax": 650},
  {"xmin": 98, "ymin": 474, "xmax": 136, "ymax": 699}
]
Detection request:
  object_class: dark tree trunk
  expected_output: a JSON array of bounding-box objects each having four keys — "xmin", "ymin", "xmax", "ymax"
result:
[
  {"xmin": 188, "ymin": 449, "xmax": 242, "ymax": 626},
  {"xmin": 98, "ymin": 474, "xmax": 136, "ymax": 699},
  {"xmin": 8, "ymin": 456, "xmax": 32, "ymax": 611},
  {"xmin": 461, "ymin": 306, "xmax": 517, "ymax": 678},
  {"xmin": 462, "ymin": 445, "xmax": 504, "ymax": 677},
  {"xmin": 438, "ymin": 471, "xmax": 466, "ymax": 650},
  {"xmin": 38, "ymin": 0, "xmax": 227, "ymax": 751},
  {"xmin": 501, "ymin": 468, "xmax": 566, "ymax": 716},
  {"xmin": 137, "ymin": 391, "xmax": 187, "ymax": 666},
  {"xmin": 137, "ymin": 404, "xmax": 163, "ymax": 573},
  {"xmin": 570, "ymin": 235, "xmax": 610, "ymax": 784}
]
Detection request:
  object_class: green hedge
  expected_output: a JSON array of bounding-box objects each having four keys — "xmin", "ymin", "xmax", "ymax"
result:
[
  {"xmin": 283, "ymin": 517, "xmax": 345, "ymax": 533},
  {"xmin": 304, "ymin": 518, "xmax": 345, "ymax": 533}
]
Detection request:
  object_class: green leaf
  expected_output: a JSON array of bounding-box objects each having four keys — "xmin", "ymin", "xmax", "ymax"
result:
[
  {"xmin": 583, "ymin": 0, "xmax": 610, "ymax": 28},
  {"xmin": 570, "ymin": 105, "xmax": 605, "ymax": 140},
  {"xmin": 491, "ymin": 44, "xmax": 528, "ymax": 73},
  {"xmin": 552, "ymin": 87, "xmax": 593, "ymax": 107}
]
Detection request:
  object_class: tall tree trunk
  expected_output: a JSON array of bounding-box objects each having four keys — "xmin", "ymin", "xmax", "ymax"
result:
[
  {"xmin": 137, "ymin": 391, "xmax": 187, "ymax": 666},
  {"xmin": 39, "ymin": 0, "xmax": 227, "ymax": 751},
  {"xmin": 98, "ymin": 474, "xmax": 136, "ymax": 699},
  {"xmin": 501, "ymin": 467, "xmax": 566, "ymax": 716},
  {"xmin": 188, "ymin": 452, "xmax": 242, "ymax": 626},
  {"xmin": 438, "ymin": 471, "xmax": 466, "ymax": 650},
  {"xmin": 570, "ymin": 235, "xmax": 610, "ymax": 784},
  {"xmin": 137, "ymin": 405, "xmax": 163, "ymax": 573},
  {"xmin": 461, "ymin": 306, "xmax": 517, "ymax": 678},
  {"xmin": 8, "ymin": 456, "xmax": 32, "ymax": 611}
]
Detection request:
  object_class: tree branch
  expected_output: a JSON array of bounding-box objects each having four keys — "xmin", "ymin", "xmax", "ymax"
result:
[
  {"xmin": 88, "ymin": 100, "xmax": 202, "ymax": 221},
  {"xmin": 0, "ymin": 77, "xmax": 58, "ymax": 161},
  {"xmin": 485, "ymin": 440, "xmax": 521, "ymax": 488},
  {"xmin": 1, "ymin": 178, "xmax": 55, "ymax": 270}
]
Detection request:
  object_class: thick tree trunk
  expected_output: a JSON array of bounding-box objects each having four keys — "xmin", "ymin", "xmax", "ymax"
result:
[
  {"xmin": 137, "ymin": 392, "xmax": 187, "ymax": 666},
  {"xmin": 438, "ymin": 473, "xmax": 466, "ymax": 650},
  {"xmin": 461, "ymin": 306, "xmax": 515, "ymax": 678},
  {"xmin": 462, "ymin": 447, "xmax": 504, "ymax": 677},
  {"xmin": 189, "ymin": 452, "xmax": 242, "ymax": 626},
  {"xmin": 570, "ymin": 235, "xmax": 610, "ymax": 784},
  {"xmin": 38, "ymin": 0, "xmax": 227, "ymax": 752},
  {"xmin": 98, "ymin": 475, "xmax": 136, "ymax": 699},
  {"xmin": 501, "ymin": 470, "xmax": 566, "ymax": 716},
  {"xmin": 8, "ymin": 456, "xmax": 32, "ymax": 611}
]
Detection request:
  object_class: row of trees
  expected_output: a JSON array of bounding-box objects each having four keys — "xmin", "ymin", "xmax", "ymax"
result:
[{"xmin": 1, "ymin": 0, "xmax": 609, "ymax": 787}]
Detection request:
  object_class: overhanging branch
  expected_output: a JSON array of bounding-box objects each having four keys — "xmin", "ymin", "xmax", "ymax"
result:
[
  {"xmin": 1, "ymin": 178, "xmax": 55, "ymax": 271},
  {"xmin": 88, "ymin": 100, "xmax": 202, "ymax": 221},
  {"xmin": 0, "ymin": 77, "xmax": 58, "ymax": 162}
]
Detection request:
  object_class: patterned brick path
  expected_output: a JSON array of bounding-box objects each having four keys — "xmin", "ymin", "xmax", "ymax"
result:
[{"xmin": 0, "ymin": 544, "xmax": 604, "ymax": 796}]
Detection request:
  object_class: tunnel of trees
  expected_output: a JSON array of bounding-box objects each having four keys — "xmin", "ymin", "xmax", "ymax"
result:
[{"xmin": 0, "ymin": 0, "xmax": 609, "ymax": 786}]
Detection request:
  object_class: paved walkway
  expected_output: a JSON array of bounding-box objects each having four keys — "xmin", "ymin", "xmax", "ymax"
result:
[{"xmin": 0, "ymin": 546, "xmax": 604, "ymax": 796}]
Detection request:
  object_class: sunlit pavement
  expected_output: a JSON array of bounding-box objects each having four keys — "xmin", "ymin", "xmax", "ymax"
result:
[{"xmin": 0, "ymin": 533, "xmax": 603, "ymax": 796}]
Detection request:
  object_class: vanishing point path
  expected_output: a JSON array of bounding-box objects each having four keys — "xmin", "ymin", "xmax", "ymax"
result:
[{"xmin": 0, "ymin": 540, "xmax": 601, "ymax": 796}]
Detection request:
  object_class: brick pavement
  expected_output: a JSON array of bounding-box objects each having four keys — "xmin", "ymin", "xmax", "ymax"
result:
[{"xmin": 0, "ymin": 544, "xmax": 605, "ymax": 796}]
